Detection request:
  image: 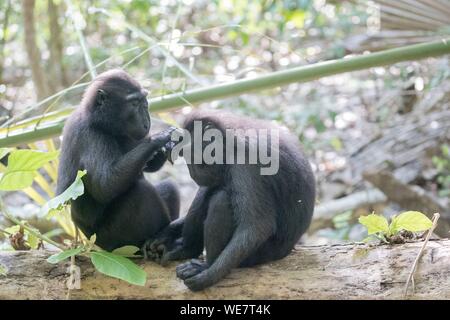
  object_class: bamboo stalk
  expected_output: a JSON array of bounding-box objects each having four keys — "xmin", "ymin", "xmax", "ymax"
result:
[{"xmin": 0, "ymin": 39, "xmax": 448, "ymax": 148}]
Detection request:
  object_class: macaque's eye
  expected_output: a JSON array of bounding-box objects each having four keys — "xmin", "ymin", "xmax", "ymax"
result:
[{"xmin": 204, "ymin": 123, "xmax": 214, "ymax": 131}]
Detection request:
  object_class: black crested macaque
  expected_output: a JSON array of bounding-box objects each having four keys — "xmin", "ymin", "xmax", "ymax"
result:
[
  {"xmin": 147, "ymin": 110, "xmax": 315, "ymax": 291},
  {"xmin": 57, "ymin": 69, "xmax": 180, "ymax": 251}
]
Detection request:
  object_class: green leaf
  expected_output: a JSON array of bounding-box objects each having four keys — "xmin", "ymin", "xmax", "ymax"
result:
[
  {"xmin": 389, "ymin": 211, "xmax": 433, "ymax": 234},
  {"xmin": 358, "ymin": 214, "xmax": 389, "ymax": 235},
  {"xmin": 90, "ymin": 251, "xmax": 147, "ymax": 286},
  {"xmin": 47, "ymin": 247, "xmax": 83, "ymax": 264},
  {"xmin": 332, "ymin": 210, "xmax": 352, "ymax": 229},
  {"xmin": 112, "ymin": 245, "xmax": 140, "ymax": 256},
  {"xmin": 329, "ymin": 137, "xmax": 343, "ymax": 151},
  {"xmin": 284, "ymin": 10, "xmax": 306, "ymax": 28},
  {"xmin": 0, "ymin": 150, "xmax": 59, "ymax": 190},
  {"xmin": 27, "ymin": 233, "xmax": 39, "ymax": 249},
  {"xmin": 5, "ymin": 225, "xmax": 39, "ymax": 249},
  {"xmin": 0, "ymin": 264, "xmax": 7, "ymax": 276},
  {"xmin": 4, "ymin": 225, "xmax": 20, "ymax": 234},
  {"xmin": 40, "ymin": 170, "xmax": 87, "ymax": 217}
]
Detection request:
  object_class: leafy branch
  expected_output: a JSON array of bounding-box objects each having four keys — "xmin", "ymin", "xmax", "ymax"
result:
[
  {"xmin": 0, "ymin": 148, "xmax": 147, "ymax": 286},
  {"xmin": 359, "ymin": 211, "xmax": 434, "ymax": 243},
  {"xmin": 0, "ymin": 201, "xmax": 65, "ymax": 251}
]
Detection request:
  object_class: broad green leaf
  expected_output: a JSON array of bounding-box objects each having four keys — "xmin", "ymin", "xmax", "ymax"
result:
[
  {"xmin": 90, "ymin": 251, "xmax": 147, "ymax": 286},
  {"xmin": 389, "ymin": 211, "xmax": 433, "ymax": 234},
  {"xmin": 47, "ymin": 247, "xmax": 83, "ymax": 264},
  {"xmin": 112, "ymin": 245, "xmax": 140, "ymax": 256},
  {"xmin": 40, "ymin": 170, "xmax": 87, "ymax": 218},
  {"xmin": 358, "ymin": 214, "xmax": 389, "ymax": 235},
  {"xmin": 0, "ymin": 150, "xmax": 59, "ymax": 190},
  {"xmin": 0, "ymin": 264, "xmax": 7, "ymax": 276}
]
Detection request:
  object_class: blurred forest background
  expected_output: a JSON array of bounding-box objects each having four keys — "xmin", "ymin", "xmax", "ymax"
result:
[{"xmin": 0, "ymin": 0, "xmax": 449, "ymax": 248}]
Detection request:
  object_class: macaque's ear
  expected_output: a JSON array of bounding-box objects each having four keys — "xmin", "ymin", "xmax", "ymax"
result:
[{"xmin": 96, "ymin": 89, "xmax": 107, "ymax": 107}]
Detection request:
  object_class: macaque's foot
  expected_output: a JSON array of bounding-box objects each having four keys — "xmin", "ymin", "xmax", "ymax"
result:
[
  {"xmin": 143, "ymin": 235, "xmax": 186, "ymax": 265},
  {"xmin": 183, "ymin": 268, "xmax": 218, "ymax": 291},
  {"xmin": 176, "ymin": 259, "xmax": 208, "ymax": 281},
  {"xmin": 141, "ymin": 239, "xmax": 163, "ymax": 262}
]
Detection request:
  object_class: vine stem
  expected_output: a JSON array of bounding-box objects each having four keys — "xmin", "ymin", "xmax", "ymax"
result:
[
  {"xmin": 403, "ymin": 213, "xmax": 440, "ymax": 297},
  {"xmin": 0, "ymin": 197, "xmax": 66, "ymax": 251}
]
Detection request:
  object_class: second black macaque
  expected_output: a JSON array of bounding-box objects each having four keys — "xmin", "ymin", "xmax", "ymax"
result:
[
  {"xmin": 146, "ymin": 110, "xmax": 316, "ymax": 291},
  {"xmin": 57, "ymin": 69, "xmax": 180, "ymax": 251}
]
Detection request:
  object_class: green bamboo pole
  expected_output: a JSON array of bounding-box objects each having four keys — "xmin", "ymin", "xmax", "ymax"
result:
[
  {"xmin": 0, "ymin": 39, "xmax": 448, "ymax": 147},
  {"xmin": 149, "ymin": 39, "xmax": 450, "ymax": 110}
]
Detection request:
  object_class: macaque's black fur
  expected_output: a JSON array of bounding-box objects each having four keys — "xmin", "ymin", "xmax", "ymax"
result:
[
  {"xmin": 57, "ymin": 69, "xmax": 179, "ymax": 251},
  {"xmin": 148, "ymin": 110, "xmax": 315, "ymax": 291}
]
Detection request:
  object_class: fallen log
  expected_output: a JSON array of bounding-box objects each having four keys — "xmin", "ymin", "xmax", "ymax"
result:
[{"xmin": 1, "ymin": 240, "xmax": 450, "ymax": 299}]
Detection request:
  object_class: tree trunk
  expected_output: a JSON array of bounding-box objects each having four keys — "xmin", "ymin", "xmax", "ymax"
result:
[
  {"xmin": 1, "ymin": 240, "xmax": 450, "ymax": 299},
  {"xmin": 22, "ymin": 0, "xmax": 50, "ymax": 101},
  {"xmin": 48, "ymin": 0, "xmax": 68, "ymax": 89},
  {"xmin": 0, "ymin": 0, "xmax": 12, "ymax": 84}
]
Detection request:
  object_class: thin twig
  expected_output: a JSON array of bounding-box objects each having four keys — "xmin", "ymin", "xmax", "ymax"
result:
[
  {"xmin": 404, "ymin": 213, "xmax": 440, "ymax": 297},
  {"xmin": 0, "ymin": 198, "xmax": 66, "ymax": 250},
  {"xmin": 66, "ymin": 227, "xmax": 82, "ymax": 299},
  {"xmin": 92, "ymin": 7, "xmax": 204, "ymax": 85},
  {"xmin": 66, "ymin": 253, "xmax": 76, "ymax": 299}
]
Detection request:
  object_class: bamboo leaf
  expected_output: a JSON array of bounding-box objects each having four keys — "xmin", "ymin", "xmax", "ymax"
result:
[{"xmin": 0, "ymin": 150, "xmax": 59, "ymax": 190}]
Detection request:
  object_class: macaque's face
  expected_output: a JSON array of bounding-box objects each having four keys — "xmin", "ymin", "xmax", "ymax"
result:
[
  {"xmin": 92, "ymin": 70, "xmax": 151, "ymax": 140},
  {"xmin": 185, "ymin": 122, "xmax": 225, "ymax": 187},
  {"xmin": 121, "ymin": 88, "xmax": 150, "ymax": 140}
]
